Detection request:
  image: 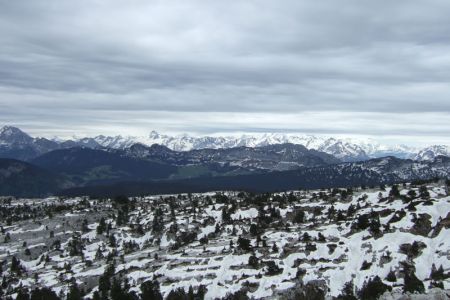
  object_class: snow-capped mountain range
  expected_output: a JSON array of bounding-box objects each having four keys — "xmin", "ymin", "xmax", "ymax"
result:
[
  {"xmin": 1, "ymin": 126, "xmax": 449, "ymax": 162},
  {"xmin": 86, "ymin": 130, "xmax": 448, "ymax": 162}
]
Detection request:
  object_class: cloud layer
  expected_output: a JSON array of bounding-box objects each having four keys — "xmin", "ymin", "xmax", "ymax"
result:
[{"xmin": 1, "ymin": 1, "xmax": 449, "ymax": 145}]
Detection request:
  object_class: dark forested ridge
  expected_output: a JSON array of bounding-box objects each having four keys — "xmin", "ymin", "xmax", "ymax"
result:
[
  {"xmin": 60, "ymin": 156, "xmax": 450, "ymax": 197},
  {"xmin": 0, "ymin": 143, "xmax": 449, "ymax": 197},
  {"xmin": 0, "ymin": 158, "xmax": 67, "ymax": 197},
  {"xmin": 31, "ymin": 147, "xmax": 177, "ymax": 186}
]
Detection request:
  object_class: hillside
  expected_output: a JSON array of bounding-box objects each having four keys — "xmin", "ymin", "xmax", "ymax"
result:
[
  {"xmin": 125, "ymin": 143, "xmax": 340, "ymax": 171},
  {"xmin": 0, "ymin": 158, "xmax": 67, "ymax": 197},
  {"xmin": 0, "ymin": 183, "xmax": 449, "ymax": 299},
  {"xmin": 61, "ymin": 156, "xmax": 450, "ymax": 197},
  {"xmin": 31, "ymin": 147, "xmax": 177, "ymax": 186}
]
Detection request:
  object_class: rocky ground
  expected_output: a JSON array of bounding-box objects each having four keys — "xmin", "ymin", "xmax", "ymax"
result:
[{"xmin": 0, "ymin": 181, "xmax": 449, "ymax": 299}]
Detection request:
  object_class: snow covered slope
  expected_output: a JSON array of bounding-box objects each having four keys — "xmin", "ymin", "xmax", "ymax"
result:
[
  {"xmin": 1, "ymin": 183, "xmax": 449, "ymax": 299},
  {"xmin": 415, "ymin": 145, "xmax": 450, "ymax": 161}
]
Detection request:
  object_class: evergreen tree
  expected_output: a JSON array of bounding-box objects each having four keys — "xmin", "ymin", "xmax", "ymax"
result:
[
  {"xmin": 293, "ymin": 210, "xmax": 306, "ymax": 224},
  {"xmin": 389, "ymin": 185, "xmax": 400, "ymax": 198},
  {"xmin": 141, "ymin": 280, "xmax": 163, "ymax": 300},
  {"xmin": 369, "ymin": 215, "xmax": 381, "ymax": 235},
  {"xmin": 223, "ymin": 290, "xmax": 249, "ymax": 300},
  {"xmin": 265, "ymin": 260, "xmax": 283, "ymax": 276},
  {"xmin": 336, "ymin": 281, "xmax": 357, "ymax": 300},
  {"xmin": 110, "ymin": 278, "xmax": 127, "ymax": 300},
  {"xmin": 237, "ymin": 237, "xmax": 251, "ymax": 252},
  {"xmin": 30, "ymin": 287, "xmax": 60, "ymax": 300},
  {"xmin": 4, "ymin": 232, "xmax": 11, "ymax": 243},
  {"xmin": 67, "ymin": 283, "xmax": 83, "ymax": 300},
  {"xmin": 166, "ymin": 288, "xmax": 187, "ymax": 300},
  {"xmin": 188, "ymin": 286, "xmax": 194, "ymax": 300},
  {"xmin": 419, "ymin": 185, "xmax": 430, "ymax": 198},
  {"xmin": 302, "ymin": 232, "xmax": 311, "ymax": 242},
  {"xmin": 97, "ymin": 217, "xmax": 107, "ymax": 235},
  {"xmin": 358, "ymin": 276, "xmax": 391, "ymax": 300},
  {"xmin": 81, "ymin": 218, "xmax": 89, "ymax": 233},
  {"xmin": 248, "ymin": 255, "xmax": 259, "ymax": 268},
  {"xmin": 10, "ymin": 256, "xmax": 21, "ymax": 275},
  {"xmin": 430, "ymin": 264, "xmax": 445, "ymax": 281},
  {"xmin": 68, "ymin": 234, "xmax": 83, "ymax": 256},
  {"xmin": 92, "ymin": 291, "xmax": 101, "ymax": 300},
  {"xmin": 98, "ymin": 263, "xmax": 115, "ymax": 298},
  {"xmin": 272, "ymin": 242, "xmax": 279, "ymax": 253},
  {"xmin": 109, "ymin": 234, "xmax": 117, "ymax": 247},
  {"xmin": 317, "ymin": 232, "xmax": 326, "ymax": 242},
  {"xmin": 355, "ymin": 214, "xmax": 370, "ymax": 230},
  {"xmin": 386, "ymin": 270, "xmax": 397, "ymax": 282},
  {"xmin": 403, "ymin": 270, "xmax": 425, "ymax": 294},
  {"xmin": 16, "ymin": 289, "xmax": 30, "ymax": 300},
  {"xmin": 222, "ymin": 207, "xmax": 231, "ymax": 224},
  {"xmin": 347, "ymin": 204, "xmax": 356, "ymax": 217},
  {"xmin": 249, "ymin": 224, "xmax": 261, "ymax": 236}
]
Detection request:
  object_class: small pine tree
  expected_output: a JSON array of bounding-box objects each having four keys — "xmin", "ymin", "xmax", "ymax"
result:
[
  {"xmin": 302, "ymin": 232, "xmax": 311, "ymax": 242},
  {"xmin": 237, "ymin": 237, "xmax": 252, "ymax": 252},
  {"xmin": 336, "ymin": 281, "xmax": 357, "ymax": 300},
  {"xmin": 188, "ymin": 286, "xmax": 194, "ymax": 300},
  {"xmin": 67, "ymin": 283, "xmax": 83, "ymax": 300},
  {"xmin": 248, "ymin": 255, "xmax": 259, "ymax": 268},
  {"xmin": 265, "ymin": 261, "xmax": 283, "ymax": 276},
  {"xmin": 389, "ymin": 185, "xmax": 400, "ymax": 198},
  {"xmin": 403, "ymin": 271, "xmax": 425, "ymax": 294},
  {"xmin": 358, "ymin": 276, "xmax": 392, "ymax": 300},
  {"xmin": 16, "ymin": 289, "xmax": 30, "ymax": 300},
  {"xmin": 81, "ymin": 219, "xmax": 89, "ymax": 233},
  {"xmin": 293, "ymin": 210, "xmax": 305, "ymax": 223},
  {"xmin": 166, "ymin": 288, "xmax": 187, "ymax": 300},
  {"xmin": 4, "ymin": 232, "xmax": 11, "ymax": 243},
  {"xmin": 30, "ymin": 287, "xmax": 60, "ymax": 300},
  {"xmin": 386, "ymin": 270, "xmax": 397, "ymax": 282},
  {"xmin": 141, "ymin": 280, "xmax": 163, "ymax": 300},
  {"xmin": 10, "ymin": 256, "xmax": 21, "ymax": 275},
  {"xmin": 97, "ymin": 217, "xmax": 106, "ymax": 235},
  {"xmin": 430, "ymin": 264, "xmax": 445, "ymax": 281},
  {"xmin": 110, "ymin": 278, "xmax": 126, "ymax": 300},
  {"xmin": 272, "ymin": 242, "xmax": 279, "ymax": 253},
  {"xmin": 92, "ymin": 291, "xmax": 101, "ymax": 300}
]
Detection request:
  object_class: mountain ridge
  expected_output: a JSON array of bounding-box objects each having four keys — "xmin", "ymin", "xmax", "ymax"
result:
[
  {"xmin": 1, "ymin": 125, "xmax": 449, "ymax": 162},
  {"xmin": 60, "ymin": 155, "xmax": 450, "ymax": 197},
  {"xmin": 0, "ymin": 158, "xmax": 68, "ymax": 197}
]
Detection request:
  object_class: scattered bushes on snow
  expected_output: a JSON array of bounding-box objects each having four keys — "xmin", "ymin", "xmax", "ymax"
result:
[
  {"xmin": 360, "ymin": 260, "xmax": 372, "ymax": 270},
  {"xmin": 265, "ymin": 260, "xmax": 283, "ymax": 276},
  {"xmin": 358, "ymin": 276, "xmax": 392, "ymax": 300}
]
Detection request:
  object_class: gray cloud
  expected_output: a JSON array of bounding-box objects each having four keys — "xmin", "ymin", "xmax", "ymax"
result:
[{"xmin": 0, "ymin": 0, "xmax": 449, "ymax": 145}]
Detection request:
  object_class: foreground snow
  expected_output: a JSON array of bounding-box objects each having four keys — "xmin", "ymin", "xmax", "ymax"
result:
[{"xmin": 0, "ymin": 182, "xmax": 449, "ymax": 299}]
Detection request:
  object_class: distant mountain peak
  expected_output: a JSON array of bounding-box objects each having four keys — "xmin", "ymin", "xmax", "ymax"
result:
[
  {"xmin": 414, "ymin": 145, "xmax": 450, "ymax": 161},
  {"xmin": 0, "ymin": 125, "xmax": 33, "ymax": 145},
  {"xmin": 148, "ymin": 130, "xmax": 160, "ymax": 138},
  {"xmin": 0, "ymin": 125, "xmax": 26, "ymax": 135}
]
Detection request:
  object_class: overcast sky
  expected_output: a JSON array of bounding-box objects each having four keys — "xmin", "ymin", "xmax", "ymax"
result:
[{"xmin": 1, "ymin": 1, "xmax": 450, "ymax": 145}]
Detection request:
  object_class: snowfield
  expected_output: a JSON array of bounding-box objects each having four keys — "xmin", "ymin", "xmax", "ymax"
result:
[{"xmin": 0, "ymin": 182, "xmax": 449, "ymax": 299}]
